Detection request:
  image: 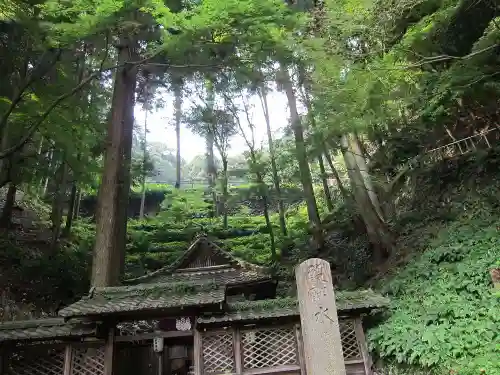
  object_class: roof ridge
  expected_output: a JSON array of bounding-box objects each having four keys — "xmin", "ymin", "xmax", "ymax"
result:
[
  {"xmin": 209, "ymin": 237, "xmax": 271, "ymax": 274},
  {"xmin": 123, "ymin": 236, "xmax": 206, "ymax": 284},
  {"xmin": 170, "ymin": 235, "xmax": 238, "ymax": 270},
  {"xmin": 197, "ymin": 290, "xmax": 390, "ymax": 325},
  {"xmin": 227, "ymin": 289, "xmax": 389, "ymax": 312},
  {"xmin": 0, "ymin": 317, "xmax": 82, "ymax": 330},
  {"xmin": 94, "ymin": 280, "xmax": 218, "ymax": 294},
  {"xmin": 123, "ymin": 235, "xmax": 270, "ymax": 285}
]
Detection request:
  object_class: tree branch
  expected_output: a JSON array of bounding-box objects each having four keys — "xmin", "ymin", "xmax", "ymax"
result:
[
  {"xmin": 0, "ymin": 47, "xmax": 112, "ymax": 160},
  {"xmin": 0, "ymin": 45, "xmax": 221, "ymax": 160},
  {"xmin": 0, "ymin": 49, "xmax": 62, "ymax": 132}
]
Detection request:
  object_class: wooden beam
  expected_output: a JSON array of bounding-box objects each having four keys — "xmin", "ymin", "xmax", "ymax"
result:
[
  {"xmin": 0, "ymin": 345, "xmax": 5, "ymax": 375},
  {"xmin": 157, "ymin": 352, "xmax": 163, "ymax": 375},
  {"xmin": 114, "ymin": 330, "xmax": 193, "ymax": 342},
  {"xmin": 242, "ymin": 364, "xmax": 301, "ymax": 374},
  {"xmin": 233, "ymin": 328, "xmax": 242, "ymax": 374},
  {"xmin": 294, "ymin": 324, "xmax": 306, "ymax": 375},
  {"xmin": 193, "ymin": 329, "xmax": 202, "ymax": 375},
  {"xmin": 103, "ymin": 328, "xmax": 114, "ymax": 375},
  {"xmin": 175, "ymin": 264, "xmax": 231, "ymax": 273},
  {"xmin": 354, "ymin": 318, "xmax": 372, "ymax": 375},
  {"xmin": 63, "ymin": 345, "xmax": 73, "ymax": 375}
]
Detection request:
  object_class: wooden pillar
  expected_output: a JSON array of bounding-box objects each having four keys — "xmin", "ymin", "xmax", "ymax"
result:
[
  {"xmin": 354, "ymin": 318, "xmax": 373, "ymax": 375},
  {"xmin": 104, "ymin": 328, "xmax": 115, "ymax": 375},
  {"xmin": 233, "ymin": 328, "xmax": 242, "ymax": 374},
  {"xmin": 295, "ymin": 258, "xmax": 346, "ymax": 375},
  {"xmin": 0, "ymin": 345, "xmax": 5, "ymax": 375},
  {"xmin": 295, "ymin": 324, "xmax": 306, "ymax": 375},
  {"xmin": 63, "ymin": 345, "xmax": 73, "ymax": 375},
  {"xmin": 157, "ymin": 352, "xmax": 163, "ymax": 375},
  {"xmin": 193, "ymin": 329, "xmax": 202, "ymax": 375},
  {"xmin": 163, "ymin": 345, "xmax": 170, "ymax": 375}
]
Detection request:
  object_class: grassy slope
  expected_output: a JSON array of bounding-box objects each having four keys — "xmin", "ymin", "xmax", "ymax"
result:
[
  {"xmin": 366, "ymin": 150, "xmax": 500, "ymax": 375},
  {"xmin": 369, "ymin": 215, "xmax": 499, "ymax": 375}
]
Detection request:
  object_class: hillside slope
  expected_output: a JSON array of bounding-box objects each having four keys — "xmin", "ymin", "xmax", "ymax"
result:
[{"xmin": 1, "ymin": 151, "xmax": 500, "ymax": 375}]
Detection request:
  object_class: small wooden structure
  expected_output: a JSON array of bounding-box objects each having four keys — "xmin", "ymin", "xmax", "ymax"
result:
[{"xmin": 0, "ymin": 235, "xmax": 389, "ymax": 375}]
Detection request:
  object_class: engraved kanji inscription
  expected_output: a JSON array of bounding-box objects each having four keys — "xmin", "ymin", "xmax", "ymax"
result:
[
  {"xmin": 307, "ymin": 263, "xmax": 328, "ymax": 284},
  {"xmin": 313, "ymin": 305, "xmax": 330, "ymax": 322},
  {"xmin": 308, "ymin": 286, "xmax": 327, "ymax": 302}
]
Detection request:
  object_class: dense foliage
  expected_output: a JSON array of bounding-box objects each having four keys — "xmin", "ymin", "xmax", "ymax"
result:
[
  {"xmin": 1, "ymin": 0, "xmax": 499, "ymax": 373},
  {"xmin": 371, "ymin": 219, "xmax": 499, "ymax": 373}
]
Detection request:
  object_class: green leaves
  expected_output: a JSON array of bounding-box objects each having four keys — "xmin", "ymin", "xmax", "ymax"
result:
[{"xmin": 368, "ymin": 218, "xmax": 500, "ymax": 375}]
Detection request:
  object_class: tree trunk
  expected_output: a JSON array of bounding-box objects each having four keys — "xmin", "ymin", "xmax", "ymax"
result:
[
  {"xmin": 258, "ymin": 86, "xmax": 287, "ymax": 236},
  {"xmin": 261, "ymin": 185, "xmax": 277, "ymax": 261},
  {"xmin": 205, "ymin": 78, "xmax": 217, "ymax": 216},
  {"xmin": 73, "ymin": 189, "xmax": 82, "ymax": 219},
  {"xmin": 92, "ymin": 40, "xmax": 138, "ymax": 287},
  {"xmin": 139, "ymin": 180, "xmax": 146, "ymax": 219},
  {"xmin": 250, "ymin": 150, "xmax": 276, "ymax": 261},
  {"xmin": 0, "ymin": 116, "xmax": 14, "ymax": 190},
  {"xmin": 50, "ymin": 160, "xmax": 68, "ymax": 250},
  {"xmin": 340, "ymin": 134, "xmax": 393, "ymax": 262},
  {"xmin": 173, "ymin": 78, "xmax": 182, "ymax": 189},
  {"xmin": 114, "ymin": 46, "xmax": 137, "ymax": 283},
  {"xmin": 349, "ymin": 134, "xmax": 385, "ymax": 221},
  {"xmin": 318, "ymin": 154, "xmax": 334, "ymax": 211},
  {"xmin": 0, "ymin": 111, "xmax": 11, "ymax": 178},
  {"xmin": 0, "ymin": 183, "xmax": 17, "ymax": 228},
  {"xmin": 63, "ymin": 182, "xmax": 78, "ymax": 237},
  {"xmin": 32, "ymin": 136, "xmax": 44, "ymax": 188},
  {"xmin": 139, "ymin": 103, "xmax": 149, "ymax": 220},
  {"xmin": 206, "ymin": 130, "xmax": 217, "ymax": 216},
  {"xmin": 298, "ymin": 72, "xmax": 334, "ymax": 212},
  {"xmin": 323, "ymin": 150, "xmax": 351, "ymax": 202},
  {"xmin": 221, "ymin": 158, "xmax": 229, "ymax": 229},
  {"xmin": 280, "ymin": 65, "xmax": 322, "ymax": 249},
  {"xmin": 42, "ymin": 149, "xmax": 53, "ymax": 197}
]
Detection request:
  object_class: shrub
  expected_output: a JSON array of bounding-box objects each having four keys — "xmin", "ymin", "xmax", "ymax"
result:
[{"xmin": 368, "ymin": 217, "xmax": 500, "ymax": 375}]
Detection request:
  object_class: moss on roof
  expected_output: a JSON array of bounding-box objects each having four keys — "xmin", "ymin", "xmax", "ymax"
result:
[
  {"xmin": 229, "ymin": 289, "xmax": 389, "ymax": 312},
  {"xmin": 196, "ymin": 289, "xmax": 389, "ymax": 324},
  {"xmin": 0, "ymin": 318, "xmax": 96, "ymax": 342},
  {"xmin": 229, "ymin": 297, "xmax": 298, "ymax": 312},
  {"xmin": 94, "ymin": 280, "xmax": 219, "ymax": 299},
  {"xmin": 125, "ymin": 235, "xmax": 271, "ymax": 285},
  {"xmin": 58, "ymin": 282, "xmax": 226, "ymax": 318}
]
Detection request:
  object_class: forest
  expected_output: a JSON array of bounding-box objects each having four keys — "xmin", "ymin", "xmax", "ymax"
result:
[{"xmin": 0, "ymin": 0, "xmax": 499, "ymax": 374}]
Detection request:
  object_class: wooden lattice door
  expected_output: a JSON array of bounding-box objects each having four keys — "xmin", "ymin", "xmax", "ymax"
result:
[
  {"xmin": 241, "ymin": 327, "xmax": 299, "ymax": 370},
  {"xmin": 70, "ymin": 346, "xmax": 105, "ymax": 375},
  {"xmin": 200, "ymin": 330, "xmax": 235, "ymax": 374},
  {"xmin": 198, "ymin": 325, "xmax": 303, "ymax": 375},
  {"xmin": 6, "ymin": 347, "xmax": 65, "ymax": 375}
]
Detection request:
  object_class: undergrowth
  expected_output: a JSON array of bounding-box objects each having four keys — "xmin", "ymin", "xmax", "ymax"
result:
[{"xmin": 368, "ymin": 215, "xmax": 500, "ymax": 375}]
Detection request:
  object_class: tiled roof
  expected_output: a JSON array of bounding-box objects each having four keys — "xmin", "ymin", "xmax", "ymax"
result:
[
  {"xmin": 125, "ymin": 235, "xmax": 272, "ymax": 286},
  {"xmin": 59, "ymin": 282, "xmax": 226, "ymax": 318},
  {"xmin": 0, "ymin": 318, "xmax": 96, "ymax": 342},
  {"xmin": 196, "ymin": 289, "xmax": 389, "ymax": 324},
  {"xmin": 138, "ymin": 268, "xmax": 271, "ymax": 285},
  {"xmin": 58, "ymin": 236, "xmax": 273, "ymax": 319}
]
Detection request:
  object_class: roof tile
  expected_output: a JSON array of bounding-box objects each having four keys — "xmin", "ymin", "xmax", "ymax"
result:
[
  {"xmin": 59, "ymin": 283, "xmax": 226, "ymax": 318},
  {"xmin": 0, "ymin": 318, "xmax": 96, "ymax": 342},
  {"xmin": 197, "ymin": 289, "xmax": 389, "ymax": 324},
  {"xmin": 125, "ymin": 236, "xmax": 271, "ymax": 285}
]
